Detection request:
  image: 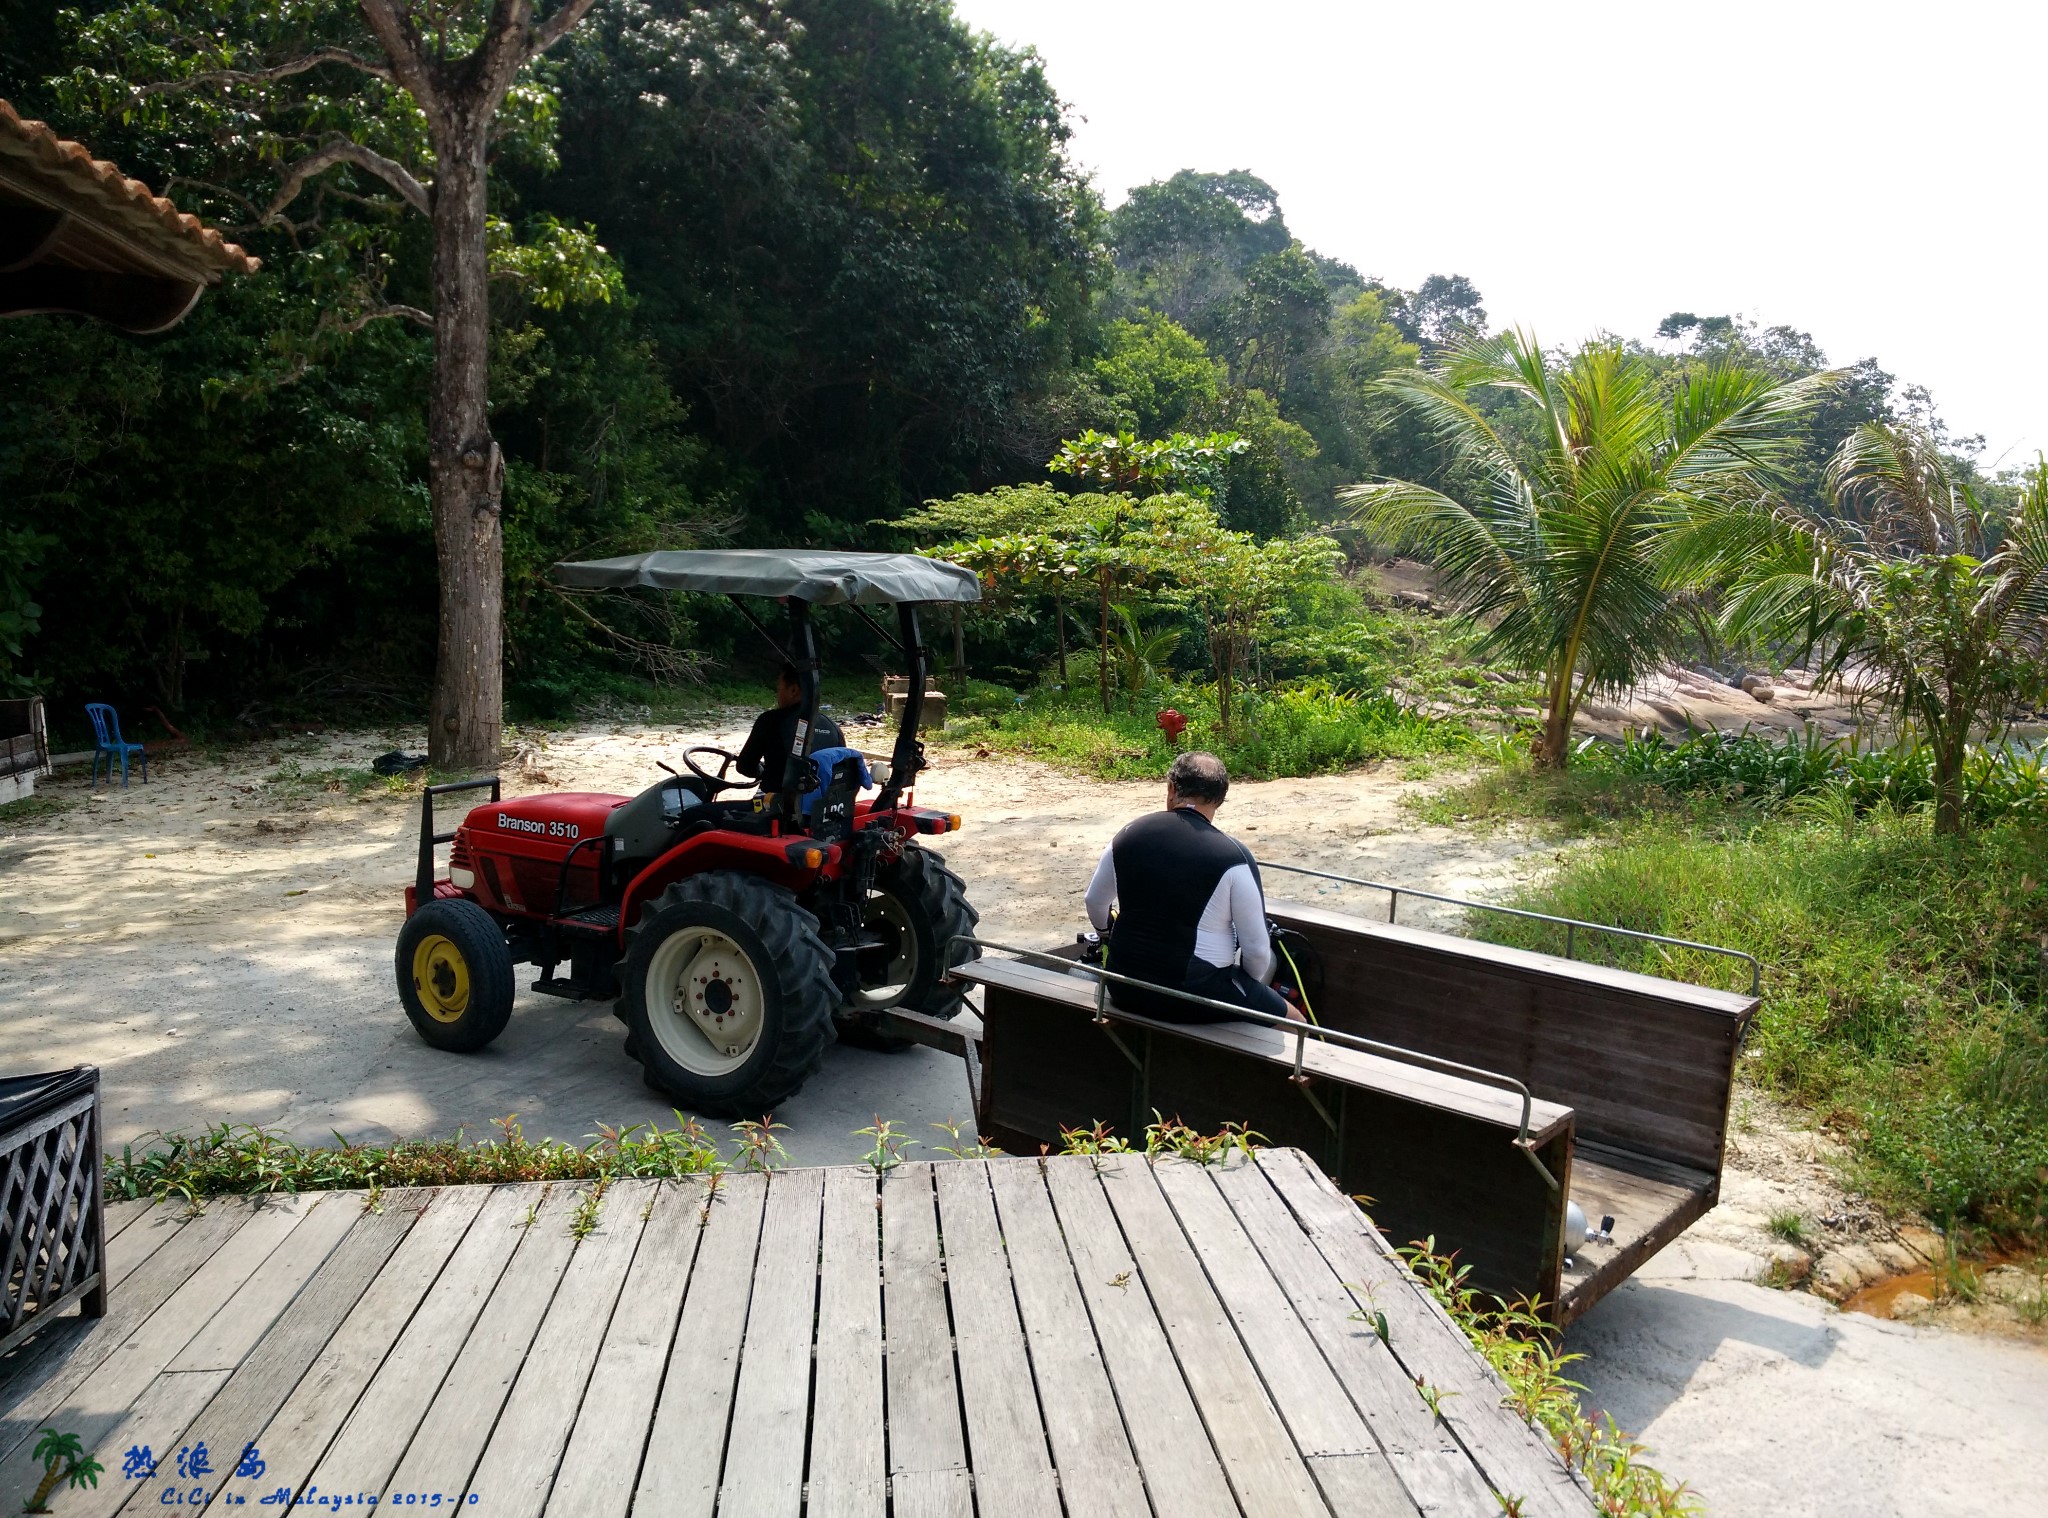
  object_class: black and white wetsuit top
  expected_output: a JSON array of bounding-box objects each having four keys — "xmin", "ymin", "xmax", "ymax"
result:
[{"xmin": 1084, "ymin": 807, "xmax": 1271, "ymax": 992}]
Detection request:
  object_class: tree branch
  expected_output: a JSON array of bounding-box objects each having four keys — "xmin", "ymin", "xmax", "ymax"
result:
[
  {"xmin": 264, "ymin": 139, "xmax": 430, "ymax": 221},
  {"xmin": 135, "ymin": 48, "xmax": 392, "ymax": 96},
  {"xmin": 325, "ymin": 302, "xmax": 434, "ymax": 334},
  {"xmin": 529, "ymin": 0, "xmax": 603, "ymax": 59},
  {"xmin": 357, "ymin": 0, "xmax": 438, "ymax": 111}
]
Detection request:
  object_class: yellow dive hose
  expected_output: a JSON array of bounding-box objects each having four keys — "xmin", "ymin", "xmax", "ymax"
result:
[{"xmin": 1273, "ymin": 936, "xmax": 1320, "ymax": 1026}]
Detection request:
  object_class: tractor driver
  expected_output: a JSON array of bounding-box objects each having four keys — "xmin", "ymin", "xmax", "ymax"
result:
[
  {"xmin": 734, "ymin": 662, "xmax": 845, "ymax": 788},
  {"xmin": 1083, "ymin": 750, "xmax": 1303, "ymax": 1024}
]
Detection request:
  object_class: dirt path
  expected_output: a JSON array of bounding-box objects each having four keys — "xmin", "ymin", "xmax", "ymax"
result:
[{"xmin": 4, "ymin": 726, "xmax": 2042, "ymax": 1515}]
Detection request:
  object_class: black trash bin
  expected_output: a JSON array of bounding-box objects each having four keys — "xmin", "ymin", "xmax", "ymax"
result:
[{"xmin": 0, "ymin": 1066, "xmax": 106, "ymax": 1356}]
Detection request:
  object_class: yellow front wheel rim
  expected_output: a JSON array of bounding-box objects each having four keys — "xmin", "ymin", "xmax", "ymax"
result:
[{"xmin": 412, "ymin": 934, "xmax": 472, "ymax": 1023}]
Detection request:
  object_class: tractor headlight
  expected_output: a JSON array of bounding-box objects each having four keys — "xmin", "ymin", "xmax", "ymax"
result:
[{"xmin": 449, "ymin": 866, "xmax": 476, "ymax": 890}]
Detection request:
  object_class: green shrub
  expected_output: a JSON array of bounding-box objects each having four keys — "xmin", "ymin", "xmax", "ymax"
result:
[
  {"xmin": 1570, "ymin": 729, "xmax": 2048, "ymax": 826},
  {"xmin": 1479, "ymin": 807, "xmax": 2048, "ymax": 1237},
  {"xmin": 937, "ymin": 675, "xmax": 1469, "ymax": 780},
  {"xmin": 106, "ymin": 1114, "xmax": 745, "ymax": 1201}
]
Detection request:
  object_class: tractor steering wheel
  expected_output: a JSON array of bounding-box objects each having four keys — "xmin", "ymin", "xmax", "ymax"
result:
[{"xmin": 682, "ymin": 745, "xmax": 751, "ymax": 793}]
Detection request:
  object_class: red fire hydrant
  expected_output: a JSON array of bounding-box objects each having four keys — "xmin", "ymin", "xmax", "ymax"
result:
[{"xmin": 1156, "ymin": 708, "xmax": 1187, "ymax": 747}]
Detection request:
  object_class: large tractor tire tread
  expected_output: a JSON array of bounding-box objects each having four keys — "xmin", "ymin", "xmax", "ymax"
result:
[
  {"xmin": 835, "ymin": 845, "xmax": 981, "ymax": 1051},
  {"xmin": 396, "ymin": 898, "xmax": 516, "ymax": 1053},
  {"xmin": 622, "ymin": 871, "xmax": 837, "ymax": 1117}
]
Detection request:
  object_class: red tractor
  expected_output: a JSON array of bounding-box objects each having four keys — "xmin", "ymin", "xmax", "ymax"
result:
[{"xmin": 394, "ymin": 550, "xmax": 981, "ymax": 1116}]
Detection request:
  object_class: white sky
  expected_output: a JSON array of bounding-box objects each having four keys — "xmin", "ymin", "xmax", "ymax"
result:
[{"xmin": 951, "ymin": 0, "xmax": 2046, "ymax": 469}]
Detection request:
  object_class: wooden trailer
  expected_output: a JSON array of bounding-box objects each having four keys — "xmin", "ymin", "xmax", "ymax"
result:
[{"xmin": 920, "ymin": 879, "xmax": 1758, "ymax": 1325}]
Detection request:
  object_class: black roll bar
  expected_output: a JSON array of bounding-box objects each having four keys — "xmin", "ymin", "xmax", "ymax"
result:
[{"xmin": 414, "ymin": 776, "xmax": 501, "ymax": 905}]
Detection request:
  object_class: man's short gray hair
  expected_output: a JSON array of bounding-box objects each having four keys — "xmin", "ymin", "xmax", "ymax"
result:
[{"xmin": 1168, "ymin": 750, "xmax": 1229, "ymax": 804}]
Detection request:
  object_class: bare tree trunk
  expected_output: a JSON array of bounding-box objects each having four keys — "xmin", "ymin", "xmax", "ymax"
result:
[
  {"xmin": 425, "ymin": 128, "xmax": 504, "ymax": 772},
  {"xmin": 1534, "ymin": 673, "xmax": 1573, "ymax": 770},
  {"xmin": 1054, "ymin": 593, "xmax": 1067, "ymax": 682},
  {"xmin": 1933, "ymin": 725, "xmax": 1969, "ymax": 836}
]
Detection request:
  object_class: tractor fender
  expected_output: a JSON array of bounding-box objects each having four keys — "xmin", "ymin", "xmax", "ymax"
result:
[{"xmin": 616, "ymin": 832, "xmax": 842, "ymax": 942}]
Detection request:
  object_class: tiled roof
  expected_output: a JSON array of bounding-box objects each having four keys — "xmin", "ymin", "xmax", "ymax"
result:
[{"xmin": 0, "ymin": 97, "xmax": 259, "ymax": 277}]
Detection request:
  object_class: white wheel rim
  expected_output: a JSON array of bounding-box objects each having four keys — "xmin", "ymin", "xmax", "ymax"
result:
[
  {"xmin": 645, "ymin": 927, "xmax": 766, "ymax": 1076},
  {"xmin": 850, "ymin": 890, "xmax": 921, "ymax": 1009}
]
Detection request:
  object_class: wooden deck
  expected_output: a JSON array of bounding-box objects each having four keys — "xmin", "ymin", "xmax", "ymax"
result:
[{"xmin": 0, "ymin": 1150, "xmax": 1594, "ymax": 1516}]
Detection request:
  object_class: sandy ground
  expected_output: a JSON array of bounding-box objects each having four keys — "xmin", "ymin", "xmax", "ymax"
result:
[
  {"xmin": 4, "ymin": 725, "xmax": 2044, "ymax": 1515},
  {"xmin": 0, "ymin": 720, "xmax": 1543, "ymax": 1162}
]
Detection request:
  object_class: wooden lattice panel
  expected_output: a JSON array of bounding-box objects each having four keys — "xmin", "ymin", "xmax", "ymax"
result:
[{"xmin": 0, "ymin": 1067, "xmax": 105, "ymax": 1356}]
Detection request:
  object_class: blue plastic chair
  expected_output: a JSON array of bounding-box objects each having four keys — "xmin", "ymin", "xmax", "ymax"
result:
[{"xmin": 86, "ymin": 704, "xmax": 147, "ymax": 788}]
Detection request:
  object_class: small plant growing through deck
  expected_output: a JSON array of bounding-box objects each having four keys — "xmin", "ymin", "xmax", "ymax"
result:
[
  {"xmin": 569, "ymin": 1180, "xmax": 607, "ymax": 1240},
  {"xmin": 731, "ymin": 1117, "xmax": 790, "ymax": 1173},
  {"xmin": 930, "ymin": 1119, "xmax": 1004, "ymax": 1160},
  {"xmin": 1141, "ymin": 1115, "xmax": 1265, "ymax": 1165},
  {"xmin": 24, "ymin": 1429, "xmax": 101, "ymax": 1513},
  {"xmin": 1057, "ymin": 1121, "xmax": 1134, "ymax": 1169},
  {"xmin": 855, "ymin": 1118, "xmax": 917, "ymax": 1176},
  {"xmin": 1413, "ymin": 1377, "xmax": 1456, "ymax": 1420},
  {"xmin": 1399, "ymin": 1238, "xmax": 1698, "ymax": 1515},
  {"xmin": 1765, "ymin": 1209, "xmax": 1808, "ymax": 1247}
]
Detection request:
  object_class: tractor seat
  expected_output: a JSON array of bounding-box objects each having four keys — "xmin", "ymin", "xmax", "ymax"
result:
[{"xmin": 604, "ymin": 774, "xmax": 710, "ymax": 864}]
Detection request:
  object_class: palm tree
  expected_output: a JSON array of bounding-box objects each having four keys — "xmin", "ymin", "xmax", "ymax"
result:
[
  {"xmin": 1339, "ymin": 330, "xmax": 1830, "ymax": 767},
  {"xmin": 1684, "ymin": 423, "xmax": 2048, "ymax": 833}
]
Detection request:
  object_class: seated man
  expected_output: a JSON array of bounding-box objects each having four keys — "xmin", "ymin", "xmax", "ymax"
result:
[
  {"xmin": 1083, "ymin": 750, "xmax": 1301, "ymax": 1024},
  {"xmin": 735, "ymin": 661, "xmax": 845, "ymax": 787}
]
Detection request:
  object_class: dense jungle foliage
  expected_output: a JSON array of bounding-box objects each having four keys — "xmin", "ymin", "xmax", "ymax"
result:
[{"xmin": 0, "ymin": 0, "xmax": 1978, "ymax": 736}]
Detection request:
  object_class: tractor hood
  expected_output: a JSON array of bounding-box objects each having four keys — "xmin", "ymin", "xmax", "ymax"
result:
[
  {"xmin": 468, "ymin": 792, "xmax": 625, "ymax": 844},
  {"xmin": 551, "ymin": 549, "xmax": 980, "ymax": 606}
]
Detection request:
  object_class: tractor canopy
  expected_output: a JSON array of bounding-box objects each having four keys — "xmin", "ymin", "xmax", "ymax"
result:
[{"xmin": 552, "ymin": 549, "xmax": 979, "ymax": 606}]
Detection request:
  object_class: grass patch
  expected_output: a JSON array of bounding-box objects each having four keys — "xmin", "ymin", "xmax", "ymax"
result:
[
  {"xmin": 0, "ymin": 792, "xmax": 76, "ymax": 827},
  {"xmin": 936, "ymin": 676, "xmax": 1473, "ymax": 781},
  {"xmin": 105, "ymin": 1115, "xmax": 775, "ymax": 1202},
  {"xmin": 1766, "ymin": 1210, "xmax": 1809, "ymax": 1247},
  {"xmin": 1459, "ymin": 774, "xmax": 2048, "ymax": 1241}
]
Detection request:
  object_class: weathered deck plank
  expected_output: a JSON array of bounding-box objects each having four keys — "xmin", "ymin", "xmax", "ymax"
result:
[
  {"xmin": 9, "ymin": 1153, "xmax": 1596, "ymax": 1518},
  {"xmin": 298, "ymin": 1184, "xmax": 541, "ymax": 1506},
  {"xmin": 115, "ymin": 1188, "xmax": 433, "ymax": 1513},
  {"xmin": 470, "ymin": 1178, "xmax": 656, "ymax": 1517},
  {"xmin": 169, "ymin": 1191, "xmax": 362, "ymax": 1373},
  {"xmin": 931, "ymin": 1162, "xmax": 1062, "ymax": 1518},
  {"xmin": 1210, "ymin": 1155, "xmax": 1500, "ymax": 1515},
  {"xmin": 1258, "ymin": 1149, "xmax": 1595, "ymax": 1518},
  {"xmin": 984, "ymin": 1159, "xmax": 1152, "ymax": 1518},
  {"xmin": 377, "ymin": 1182, "xmax": 585, "ymax": 1503},
  {"xmin": 720, "ymin": 1167, "xmax": 826, "ymax": 1518},
  {"xmin": 879, "ymin": 1162, "xmax": 967, "ymax": 1501},
  {"xmin": 210, "ymin": 1185, "xmax": 492, "ymax": 1509},
  {"xmin": 0, "ymin": 1192, "xmax": 314, "ymax": 1497},
  {"xmin": 1041, "ymin": 1154, "xmax": 1240, "ymax": 1516},
  {"xmin": 1152, "ymin": 1157, "xmax": 1419, "ymax": 1515},
  {"xmin": 548, "ymin": 1178, "xmax": 712, "ymax": 1518},
  {"xmin": 0, "ymin": 1197, "xmax": 245, "ymax": 1438},
  {"xmin": 633, "ymin": 1170, "xmax": 768, "ymax": 1517},
  {"xmin": 805, "ymin": 1167, "xmax": 887, "ymax": 1518},
  {"xmin": 1098, "ymin": 1154, "xmax": 1331, "ymax": 1518}
]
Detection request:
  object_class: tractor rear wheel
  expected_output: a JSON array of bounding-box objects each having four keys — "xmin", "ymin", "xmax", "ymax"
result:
[
  {"xmin": 396, "ymin": 899, "xmax": 515, "ymax": 1052},
  {"xmin": 621, "ymin": 872, "xmax": 837, "ymax": 1117},
  {"xmin": 835, "ymin": 845, "xmax": 981, "ymax": 1050}
]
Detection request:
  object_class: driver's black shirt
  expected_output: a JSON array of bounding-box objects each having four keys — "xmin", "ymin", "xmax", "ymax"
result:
[{"xmin": 735, "ymin": 703, "xmax": 845, "ymax": 784}]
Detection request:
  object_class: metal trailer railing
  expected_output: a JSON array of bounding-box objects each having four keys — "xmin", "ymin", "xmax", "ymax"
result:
[
  {"xmin": 1255, "ymin": 860, "xmax": 1762, "ymax": 998},
  {"xmin": 950, "ymin": 935, "xmax": 1561, "ymax": 1191}
]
